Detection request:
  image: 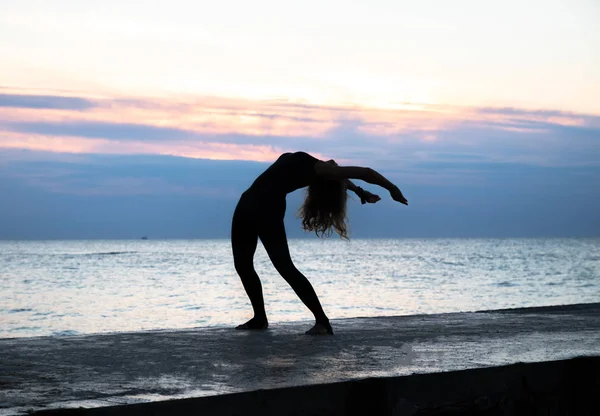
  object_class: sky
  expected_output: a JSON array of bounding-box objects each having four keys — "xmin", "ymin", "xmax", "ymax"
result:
[{"xmin": 1, "ymin": 0, "xmax": 599, "ymax": 239}]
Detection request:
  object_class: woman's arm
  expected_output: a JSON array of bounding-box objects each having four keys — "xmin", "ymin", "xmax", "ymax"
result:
[
  {"xmin": 345, "ymin": 179, "xmax": 380, "ymax": 204},
  {"xmin": 315, "ymin": 163, "xmax": 391, "ymax": 189},
  {"xmin": 315, "ymin": 162, "xmax": 408, "ymax": 205},
  {"xmin": 345, "ymin": 179, "xmax": 362, "ymax": 197}
]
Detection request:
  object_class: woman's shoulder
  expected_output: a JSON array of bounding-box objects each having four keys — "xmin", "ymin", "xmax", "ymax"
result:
[
  {"xmin": 289, "ymin": 151, "xmax": 320, "ymax": 163},
  {"xmin": 275, "ymin": 151, "xmax": 322, "ymax": 170}
]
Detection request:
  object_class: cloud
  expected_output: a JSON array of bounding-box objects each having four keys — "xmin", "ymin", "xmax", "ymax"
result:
[
  {"xmin": 1, "ymin": 89, "xmax": 599, "ymax": 175},
  {"xmin": 1, "ymin": 150, "xmax": 598, "ymax": 239},
  {"xmin": 477, "ymin": 107, "xmax": 600, "ymax": 124},
  {"xmin": 477, "ymin": 107, "xmax": 573, "ymax": 118},
  {"xmin": 0, "ymin": 150, "xmax": 267, "ymax": 198},
  {"xmin": 0, "ymin": 93, "xmax": 96, "ymax": 110},
  {"xmin": 5, "ymin": 120, "xmax": 194, "ymax": 141},
  {"xmin": 1, "ymin": 90, "xmax": 599, "ymax": 238},
  {"xmin": 2, "ymin": 113, "xmax": 599, "ymax": 174}
]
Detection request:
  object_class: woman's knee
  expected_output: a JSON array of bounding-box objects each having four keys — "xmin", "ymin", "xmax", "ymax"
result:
[
  {"xmin": 272, "ymin": 260, "xmax": 301, "ymax": 280},
  {"xmin": 234, "ymin": 256, "xmax": 254, "ymax": 275}
]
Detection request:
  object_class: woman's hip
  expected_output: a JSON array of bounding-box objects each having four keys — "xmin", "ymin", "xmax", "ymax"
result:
[{"xmin": 233, "ymin": 192, "xmax": 286, "ymax": 222}]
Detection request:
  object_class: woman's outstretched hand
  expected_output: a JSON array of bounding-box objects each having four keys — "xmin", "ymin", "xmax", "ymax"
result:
[
  {"xmin": 390, "ymin": 186, "xmax": 408, "ymax": 205},
  {"xmin": 360, "ymin": 188, "xmax": 381, "ymax": 204},
  {"xmin": 364, "ymin": 192, "xmax": 381, "ymax": 203}
]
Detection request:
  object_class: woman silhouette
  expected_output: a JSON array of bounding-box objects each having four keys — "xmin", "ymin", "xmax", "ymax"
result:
[{"xmin": 232, "ymin": 151, "xmax": 408, "ymax": 335}]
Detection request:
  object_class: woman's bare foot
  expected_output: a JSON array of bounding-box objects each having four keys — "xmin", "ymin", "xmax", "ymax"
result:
[
  {"xmin": 305, "ymin": 321, "xmax": 334, "ymax": 335},
  {"xmin": 235, "ymin": 317, "xmax": 268, "ymax": 330}
]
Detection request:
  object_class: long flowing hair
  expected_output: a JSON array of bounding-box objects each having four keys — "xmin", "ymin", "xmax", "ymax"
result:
[{"xmin": 298, "ymin": 177, "xmax": 349, "ymax": 240}]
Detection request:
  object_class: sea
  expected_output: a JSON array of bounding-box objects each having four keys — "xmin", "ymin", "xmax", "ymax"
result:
[{"xmin": 1, "ymin": 238, "xmax": 599, "ymax": 339}]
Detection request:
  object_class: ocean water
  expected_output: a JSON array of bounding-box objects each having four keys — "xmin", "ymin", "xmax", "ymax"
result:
[{"xmin": 1, "ymin": 238, "xmax": 599, "ymax": 338}]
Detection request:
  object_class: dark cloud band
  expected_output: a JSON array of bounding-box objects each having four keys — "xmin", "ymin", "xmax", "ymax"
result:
[{"xmin": 0, "ymin": 93, "xmax": 96, "ymax": 110}]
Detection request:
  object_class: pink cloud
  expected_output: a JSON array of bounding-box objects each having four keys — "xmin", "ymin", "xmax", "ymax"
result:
[{"xmin": 1, "ymin": 87, "xmax": 598, "ymax": 167}]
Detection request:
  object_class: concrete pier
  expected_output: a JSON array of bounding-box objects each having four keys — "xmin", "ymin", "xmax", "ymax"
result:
[{"xmin": 1, "ymin": 303, "xmax": 599, "ymax": 415}]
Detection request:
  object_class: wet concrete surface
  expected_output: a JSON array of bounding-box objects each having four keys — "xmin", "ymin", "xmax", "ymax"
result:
[{"xmin": 1, "ymin": 303, "xmax": 599, "ymax": 415}]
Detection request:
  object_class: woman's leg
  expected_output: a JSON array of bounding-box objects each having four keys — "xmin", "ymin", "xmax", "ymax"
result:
[
  {"xmin": 231, "ymin": 202, "xmax": 268, "ymax": 329},
  {"xmin": 258, "ymin": 219, "xmax": 333, "ymax": 334}
]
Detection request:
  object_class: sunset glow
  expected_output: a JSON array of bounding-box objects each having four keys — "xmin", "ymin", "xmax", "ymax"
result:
[
  {"xmin": 1, "ymin": 1, "xmax": 599, "ymax": 241},
  {"xmin": 2, "ymin": 87, "xmax": 596, "ymax": 164}
]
